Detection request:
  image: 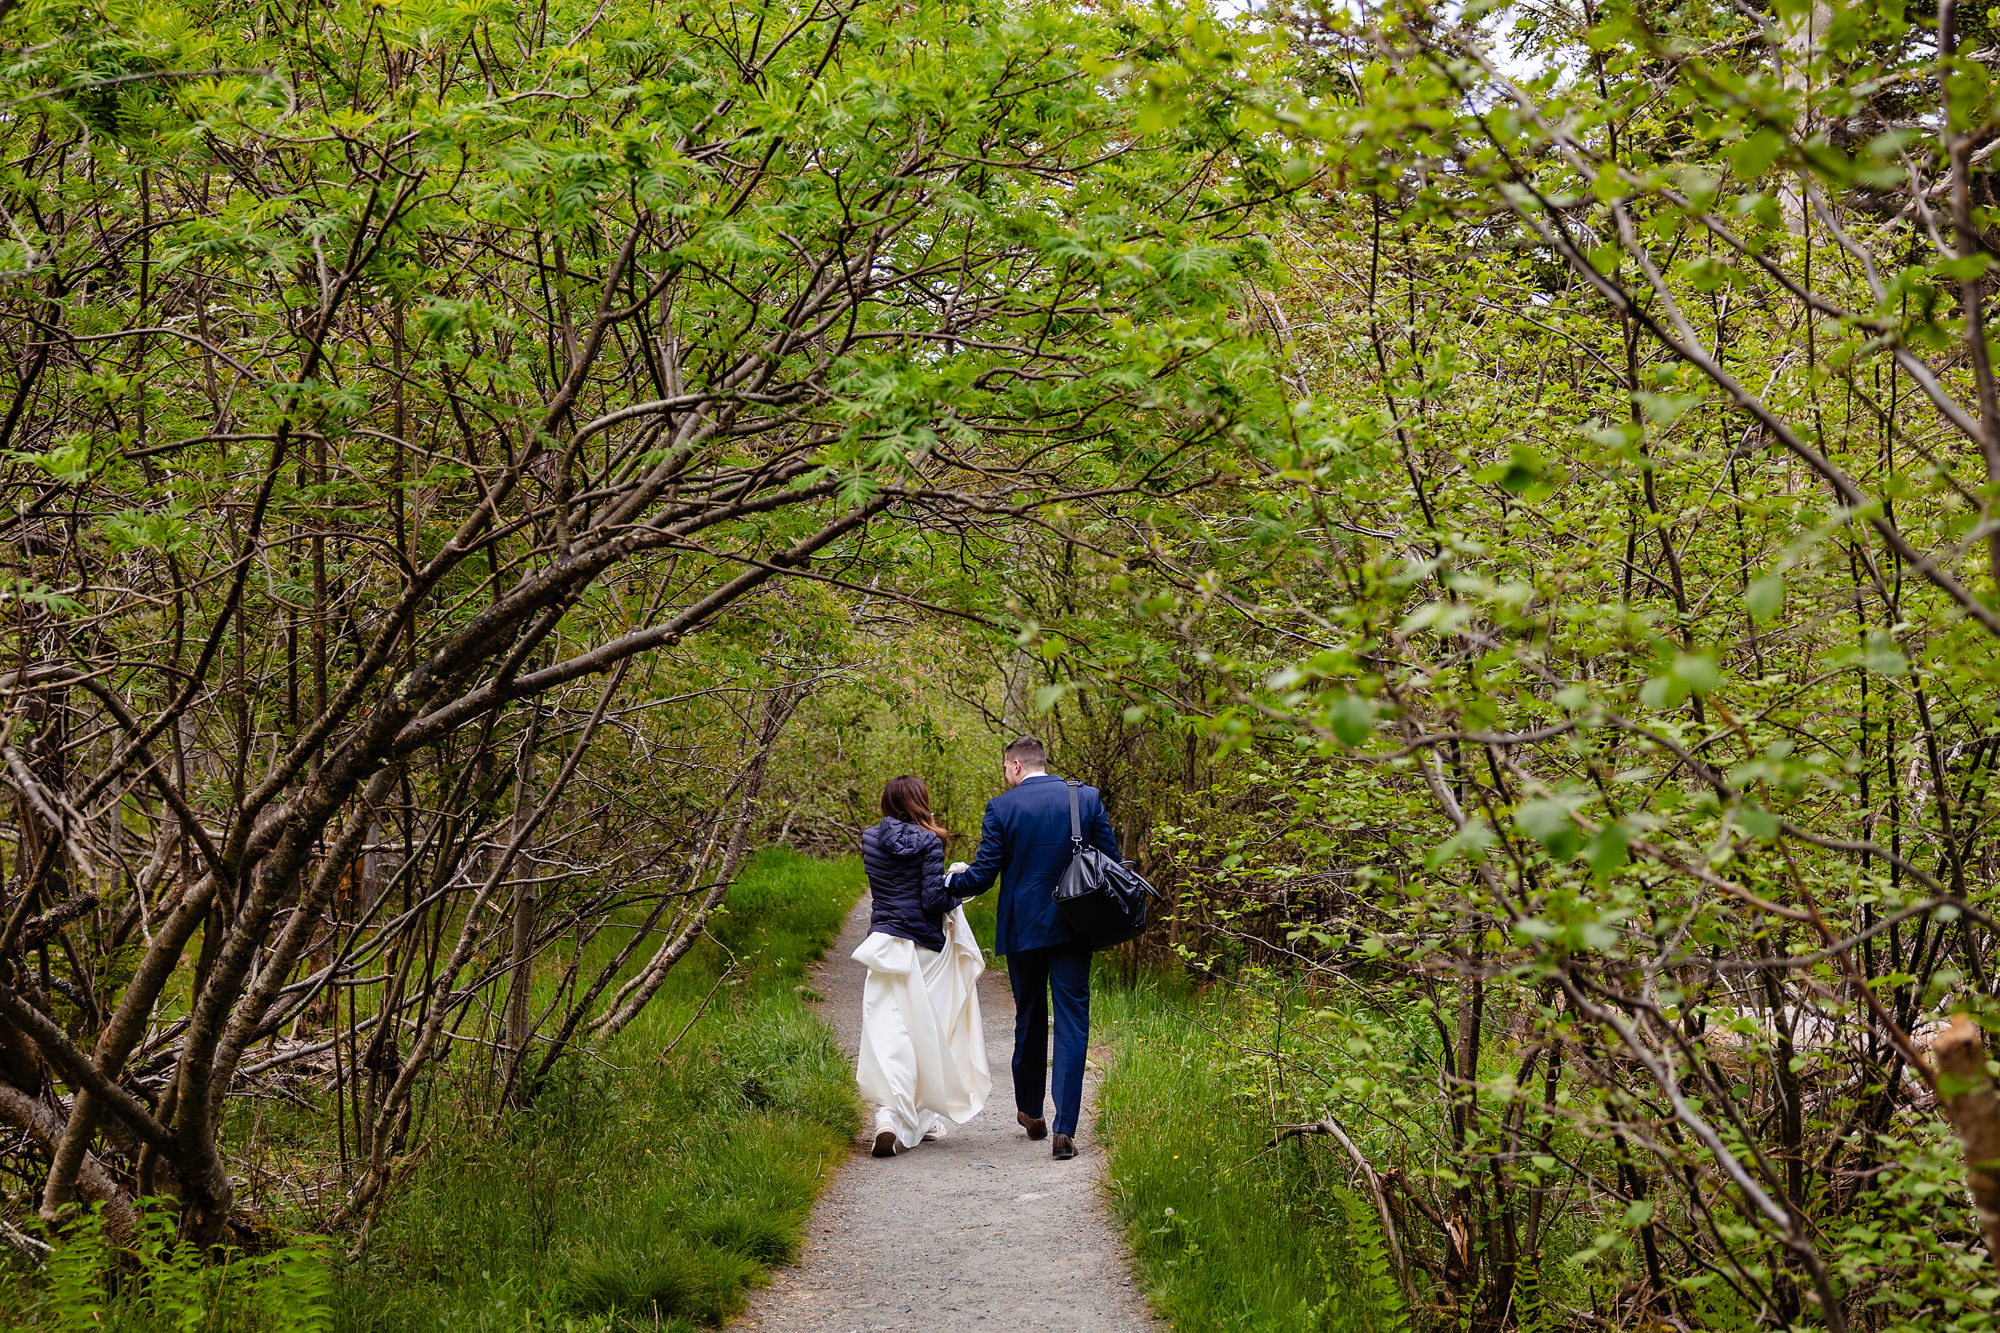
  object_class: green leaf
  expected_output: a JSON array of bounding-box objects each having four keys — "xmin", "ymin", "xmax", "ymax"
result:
[
  {"xmin": 1427, "ymin": 820, "xmax": 1494, "ymax": 869},
  {"xmin": 1938, "ymin": 1069, "xmax": 1990, "ymax": 1100},
  {"xmin": 1584, "ymin": 823, "xmax": 1629, "ymax": 881},
  {"xmin": 15, "ymin": 438, "xmax": 95, "ymax": 485},
  {"xmin": 1495, "ymin": 442, "xmax": 1545, "ymax": 495},
  {"xmin": 1590, "ymin": 163, "xmax": 1625, "ymax": 204},
  {"xmin": 1516, "ymin": 798, "xmax": 1582, "ymax": 861},
  {"xmin": 1640, "ymin": 675, "xmax": 1687, "ymax": 710},
  {"xmin": 101, "ymin": 507, "xmax": 194, "ymax": 554},
  {"xmin": 1673, "ymin": 653, "xmax": 1721, "ymax": 695},
  {"xmin": 1325, "ymin": 693, "xmax": 1373, "ymax": 746},
  {"xmin": 0, "ymin": 580, "xmax": 82, "ymax": 614},
  {"xmin": 1745, "ymin": 574, "xmax": 1785, "ymax": 623},
  {"xmin": 1935, "ymin": 253, "xmax": 1992, "ymax": 283},
  {"xmin": 1634, "ymin": 392, "xmax": 1700, "ymax": 426},
  {"xmin": 1861, "ymin": 635, "xmax": 1908, "ymax": 677},
  {"xmin": 1737, "ymin": 804, "xmax": 1780, "ymax": 841},
  {"xmin": 1727, "ymin": 128, "xmax": 1788, "ymax": 180}
]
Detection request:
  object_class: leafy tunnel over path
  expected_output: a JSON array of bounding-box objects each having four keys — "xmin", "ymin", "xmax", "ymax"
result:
[{"xmin": 6, "ymin": 0, "xmax": 2000, "ymax": 1329}]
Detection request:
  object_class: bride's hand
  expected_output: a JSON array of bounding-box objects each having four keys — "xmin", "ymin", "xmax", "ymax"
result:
[{"xmin": 947, "ymin": 861, "xmax": 970, "ymax": 877}]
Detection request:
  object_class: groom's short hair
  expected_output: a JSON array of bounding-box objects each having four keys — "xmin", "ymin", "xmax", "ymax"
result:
[{"xmin": 1004, "ymin": 736, "xmax": 1047, "ymax": 769}]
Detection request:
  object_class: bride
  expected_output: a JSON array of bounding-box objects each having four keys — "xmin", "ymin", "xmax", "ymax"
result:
[{"xmin": 853, "ymin": 775, "xmax": 990, "ymax": 1157}]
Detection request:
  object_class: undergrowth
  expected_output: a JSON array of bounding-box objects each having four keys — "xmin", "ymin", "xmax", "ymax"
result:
[
  {"xmin": 4, "ymin": 1203, "xmax": 332, "ymax": 1331},
  {"xmin": 331, "ymin": 846, "xmax": 864, "ymax": 1331},
  {"xmin": 1094, "ymin": 973, "xmax": 1402, "ymax": 1333},
  {"xmin": 0, "ymin": 848, "xmax": 863, "ymax": 1333}
]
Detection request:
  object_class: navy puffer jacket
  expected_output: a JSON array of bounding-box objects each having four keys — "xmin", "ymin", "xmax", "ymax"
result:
[{"xmin": 861, "ymin": 817, "xmax": 951, "ymax": 951}]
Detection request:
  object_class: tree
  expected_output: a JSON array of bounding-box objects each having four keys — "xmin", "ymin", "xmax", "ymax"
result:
[
  {"xmin": 0, "ymin": 0, "xmax": 1266, "ymax": 1241},
  {"xmin": 1016, "ymin": 1, "xmax": 2000, "ymax": 1325}
]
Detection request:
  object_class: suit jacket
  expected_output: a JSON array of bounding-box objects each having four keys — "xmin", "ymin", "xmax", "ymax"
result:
[{"xmin": 950, "ymin": 773, "xmax": 1119, "ymax": 956}]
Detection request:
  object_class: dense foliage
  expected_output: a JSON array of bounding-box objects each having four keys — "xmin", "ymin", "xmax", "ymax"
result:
[
  {"xmin": 0, "ymin": 0, "xmax": 1265, "ymax": 1251},
  {"xmin": 7, "ymin": 0, "xmax": 2000, "ymax": 1329},
  {"xmin": 1004, "ymin": 2, "xmax": 2000, "ymax": 1329}
]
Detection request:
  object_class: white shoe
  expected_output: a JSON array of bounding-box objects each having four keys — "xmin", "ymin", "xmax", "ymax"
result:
[{"xmin": 872, "ymin": 1109, "xmax": 899, "ymax": 1157}]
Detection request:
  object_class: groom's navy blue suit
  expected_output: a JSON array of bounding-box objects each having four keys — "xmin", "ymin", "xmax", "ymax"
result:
[{"xmin": 950, "ymin": 773, "xmax": 1119, "ymax": 1139}]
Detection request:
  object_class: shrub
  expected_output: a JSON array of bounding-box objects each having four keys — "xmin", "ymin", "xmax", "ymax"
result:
[{"xmin": 19, "ymin": 1203, "xmax": 331, "ymax": 1332}]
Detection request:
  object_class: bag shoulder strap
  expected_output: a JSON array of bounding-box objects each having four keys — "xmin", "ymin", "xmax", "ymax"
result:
[{"xmin": 1067, "ymin": 778, "xmax": 1083, "ymax": 846}]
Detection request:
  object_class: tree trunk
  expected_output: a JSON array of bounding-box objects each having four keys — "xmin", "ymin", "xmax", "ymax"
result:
[
  {"xmin": 1936, "ymin": 1015, "xmax": 2000, "ymax": 1274},
  {"xmin": 501, "ymin": 706, "xmax": 540, "ymax": 1104}
]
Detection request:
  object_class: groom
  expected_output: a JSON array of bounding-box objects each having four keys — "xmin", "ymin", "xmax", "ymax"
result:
[{"xmin": 947, "ymin": 736, "xmax": 1119, "ymax": 1160}]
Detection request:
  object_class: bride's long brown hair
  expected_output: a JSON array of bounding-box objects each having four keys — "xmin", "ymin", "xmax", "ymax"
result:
[{"xmin": 881, "ymin": 775, "xmax": 949, "ymax": 843}]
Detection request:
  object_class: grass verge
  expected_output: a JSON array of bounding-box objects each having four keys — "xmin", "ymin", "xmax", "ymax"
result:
[
  {"xmin": 328, "ymin": 846, "xmax": 864, "ymax": 1332},
  {"xmin": 1093, "ymin": 973, "xmax": 1405, "ymax": 1333}
]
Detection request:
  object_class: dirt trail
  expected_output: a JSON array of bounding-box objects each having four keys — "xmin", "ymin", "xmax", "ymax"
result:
[{"xmin": 735, "ymin": 894, "xmax": 1160, "ymax": 1332}]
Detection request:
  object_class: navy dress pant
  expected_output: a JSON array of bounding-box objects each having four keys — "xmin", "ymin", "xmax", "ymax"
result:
[{"xmin": 1007, "ymin": 944, "xmax": 1092, "ymax": 1137}]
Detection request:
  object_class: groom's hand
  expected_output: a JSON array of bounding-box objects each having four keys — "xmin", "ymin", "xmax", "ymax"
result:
[{"xmin": 947, "ymin": 861, "xmax": 970, "ymax": 877}]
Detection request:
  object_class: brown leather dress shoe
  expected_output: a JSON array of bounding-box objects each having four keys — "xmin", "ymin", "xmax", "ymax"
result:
[
  {"xmin": 1052, "ymin": 1133, "xmax": 1077, "ymax": 1160},
  {"xmin": 1017, "ymin": 1112, "xmax": 1047, "ymax": 1141},
  {"xmin": 872, "ymin": 1130, "xmax": 898, "ymax": 1158}
]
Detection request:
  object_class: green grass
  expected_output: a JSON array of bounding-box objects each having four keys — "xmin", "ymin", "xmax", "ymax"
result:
[
  {"xmin": 328, "ymin": 847, "xmax": 865, "ymax": 1332},
  {"xmin": 1094, "ymin": 973, "xmax": 1405, "ymax": 1333}
]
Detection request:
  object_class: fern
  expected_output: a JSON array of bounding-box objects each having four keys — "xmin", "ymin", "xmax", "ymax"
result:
[
  {"xmin": 25, "ymin": 1200, "xmax": 332, "ymax": 1332},
  {"xmin": 1510, "ymin": 1255, "xmax": 1547, "ymax": 1333},
  {"xmin": 36, "ymin": 1205, "xmax": 109, "ymax": 1331},
  {"xmin": 256, "ymin": 1238, "xmax": 335, "ymax": 1333},
  {"xmin": 129, "ymin": 1207, "xmax": 211, "ymax": 1332},
  {"xmin": 1334, "ymin": 1187, "xmax": 1408, "ymax": 1333}
]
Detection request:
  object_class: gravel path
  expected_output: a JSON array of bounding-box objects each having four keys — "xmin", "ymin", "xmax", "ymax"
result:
[{"xmin": 735, "ymin": 893, "xmax": 1160, "ymax": 1332}]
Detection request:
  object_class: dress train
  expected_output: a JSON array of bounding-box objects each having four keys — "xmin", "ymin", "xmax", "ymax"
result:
[{"xmin": 852, "ymin": 904, "xmax": 990, "ymax": 1149}]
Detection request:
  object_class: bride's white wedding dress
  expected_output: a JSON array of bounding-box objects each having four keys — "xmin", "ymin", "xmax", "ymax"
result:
[{"xmin": 853, "ymin": 903, "xmax": 990, "ymax": 1149}]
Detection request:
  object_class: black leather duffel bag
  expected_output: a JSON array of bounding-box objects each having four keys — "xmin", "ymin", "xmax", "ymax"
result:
[{"xmin": 1054, "ymin": 780, "xmax": 1160, "ymax": 950}]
